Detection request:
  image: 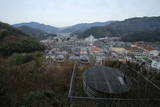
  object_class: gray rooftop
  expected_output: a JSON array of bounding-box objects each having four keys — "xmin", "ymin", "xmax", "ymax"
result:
[{"xmin": 83, "ymin": 66, "xmax": 130, "ymax": 96}]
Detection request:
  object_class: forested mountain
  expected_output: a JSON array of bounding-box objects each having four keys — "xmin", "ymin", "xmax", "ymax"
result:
[
  {"xmin": 121, "ymin": 29, "xmax": 160, "ymax": 42},
  {"xmin": 12, "ymin": 16, "xmax": 160, "ymax": 42},
  {"xmin": 77, "ymin": 26, "xmax": 116, "ymax": 38},
  {"xmin": 61, "ymin": 21, "xmax": 114, "ymax": 33},
  {"xmin": 13, "ymin": 21, "xmax": 115, "ymax": 33},
  {"xmin": 13, "ymin": 22, "xmax": 59, "ymax": 34},
  {"xmin": 80, "ymin": 16, "xmax": 160, "ymax": 40},
  {"xmin": 17, "ymin": 26, "xmax": 57, "ymax": 39},
  {"xmin": 0, "ymin": 22, "xmax": 45, "ymax": 56},
  {"xmin": 17, "ymin": 26, "xmax": 48, "ymax": 38}
]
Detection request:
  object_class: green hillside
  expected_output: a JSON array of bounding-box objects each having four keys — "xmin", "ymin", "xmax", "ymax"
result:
[
  {"xmin": 80, "ymin": 16, "xmax": 160, "ymax": 41},
  {"xmin": 121, "ymin": 29, "xmax": 160, "ymax": 42},
  {"xmin": 0, "ymin": 22, "xmax": 45, "ymax": 56},
  {"xmin": 17, "ymin": 25, "xmax": 47, "ymax": 38}
]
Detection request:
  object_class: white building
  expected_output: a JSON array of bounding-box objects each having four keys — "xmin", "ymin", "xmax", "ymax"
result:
[
  {"xmin": 85, "ymin": 35, "xmax": 96, "ymax": 44},
  {"xmin": 111, "ymin": 48, "xmax": 127, "ymax": 54},
  {"xmin": 150, "ymin": 50, "xmax": 159, "ymax": 56},
  {"xmin": 151, "ymin": 60, "xmax": 160, "ymax": 70}
]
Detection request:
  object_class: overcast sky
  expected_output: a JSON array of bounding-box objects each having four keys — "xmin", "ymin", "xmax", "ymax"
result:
[{"xmin": 0, "ymin": 0, "xmax": 160, "ymax": 27}]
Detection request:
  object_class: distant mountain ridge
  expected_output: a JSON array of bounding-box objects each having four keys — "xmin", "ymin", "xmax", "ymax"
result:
[
  {"xmin": 79, "ymin": 16, "xmax": 160, "ymax": 40},
  {"xmin": 60, "ymin": 21, "xmax": 114, "ymax": 33},
  {"xmin": 17, "ymin": 26, "xmax": 47, "ymax": 37},
  {"xmin": 16, "ymin": 26, "xmax": 57, "ymax": 39},
  {"xmin": 13, "ymin": 22, "xmax": 59, "ymax": 34},
  {"xmin": 13, "ymin": 21, "xmax": 115, "ymax": 33}
]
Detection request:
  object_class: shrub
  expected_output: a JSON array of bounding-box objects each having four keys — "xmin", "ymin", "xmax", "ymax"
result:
[{"xmin": 8, "ymin": 52, "xmax": 43, "ymax": 65}]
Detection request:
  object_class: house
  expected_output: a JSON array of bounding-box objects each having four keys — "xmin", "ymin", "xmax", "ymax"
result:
[
  {"xmin": 111, "ymin": 48, "xmax": 127, "ymax": 54},
  {"xmin": 89, "ymin": 47, "xmax": 103, "ymax": 54},
  {"xmin": 151, "ymin": 60, "xmax": 160, "ymax": 70},
  {"xmin": 149, "ymin": 50, "xmax": 160, "ymax": 56},
  {"xmin": 95, "ymin": 52, "xmax": 106, "ymax": 65},
  {"xmin": 85, "ymin": 35, "xmax": 96, "ymax": 44},
  {"xmin": 69, "ymin": 56, "xmax": 79, "ymax": 60},
  {"xmin": 125, "ymin": 47, "xmax": 144, "ymax": 56},
  {"xmin": 80, "ymin": 47, "xmax": 88, "ymax": 54}
]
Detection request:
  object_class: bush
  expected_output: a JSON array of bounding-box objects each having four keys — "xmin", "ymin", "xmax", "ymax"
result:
[
  {"xmin": 0, "ymin": 37, "xmax": 45, "ymax": 56},
  {"xmin": 0, "ymin": 29, "xmax": 9, "ymax": 40},
  {"xmin": 8, "ymin": 52, "xmax": 43, "ymax": 65},
  {"xmin": 0, "ymin": 56, "xmax": 74, "ymax": 107}
]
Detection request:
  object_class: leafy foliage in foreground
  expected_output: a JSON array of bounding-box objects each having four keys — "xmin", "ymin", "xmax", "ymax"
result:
[{"xmin": 0, "ymin": 53, "xmax": 74, "ymax": 107}]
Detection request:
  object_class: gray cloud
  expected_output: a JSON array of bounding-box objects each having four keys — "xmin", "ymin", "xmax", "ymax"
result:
[{"xmin": 0, "ymin": 0, "xmax": 160, "ymax": 27}]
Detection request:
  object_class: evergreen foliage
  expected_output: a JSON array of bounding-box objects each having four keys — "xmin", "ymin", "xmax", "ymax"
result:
[{"xmin": 0, "ymin": 22, "xmax": 45, "ymax": 56}]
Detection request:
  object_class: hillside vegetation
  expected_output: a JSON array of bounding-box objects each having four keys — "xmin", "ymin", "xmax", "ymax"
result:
[
  {"xmin": 80, "ymin": 16, "xmax": 160, "ymax": 41},
  {"xmin": 61, "ymin": 21, "xmax": 114, "ymax": 33},
  {"xmin": 17, "ymin": 26, "xmax": 48, "ymax": 38},
  {"xmin": 0, "ymin": 53, "xmax": 74, "ymax": 107},
  {"xmin": 13, "ymin": 22, "xmax": 59, "ymax": 34},
  {"xmin": 121, "ymin": 29, "xmax": 160, "ymax": 42},
  {"xmin": 1, "ymin": 55, "xmax": 160, "ymax": 107},
  {"xmin": 0, "ymin": 22, "xmax": 45, "ymax": 56}
]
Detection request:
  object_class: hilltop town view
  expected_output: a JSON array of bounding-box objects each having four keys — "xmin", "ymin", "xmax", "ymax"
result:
[{"xmin": 0, "ymin": 0, "xmax": 160, "ymax": 107}]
